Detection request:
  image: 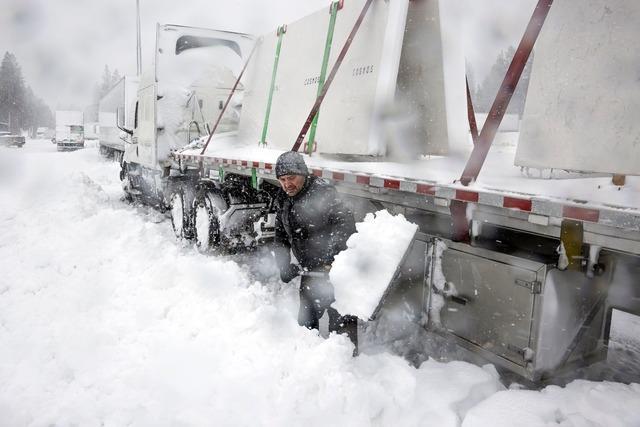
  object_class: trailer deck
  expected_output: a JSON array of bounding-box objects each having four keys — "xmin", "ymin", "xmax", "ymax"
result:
[{"xmin": 174, "ymin": 134, "xmax": 640, "ymax": 255}]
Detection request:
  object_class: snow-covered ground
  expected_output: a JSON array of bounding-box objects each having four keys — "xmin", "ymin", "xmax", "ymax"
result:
[{"xmin": 1, "ymin": 140, "xmax": 639, "ymax": 426}]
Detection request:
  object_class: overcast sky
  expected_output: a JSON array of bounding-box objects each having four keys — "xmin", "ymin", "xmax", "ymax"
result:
[{"xmin": 0, "ymin": 0, "xmax": 536, "ymax": 110}]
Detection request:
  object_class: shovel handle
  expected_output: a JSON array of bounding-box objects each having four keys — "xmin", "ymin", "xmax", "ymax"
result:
[{"xmin": 300, "ymin": 271, "xmax": 329, "ymax": 278}]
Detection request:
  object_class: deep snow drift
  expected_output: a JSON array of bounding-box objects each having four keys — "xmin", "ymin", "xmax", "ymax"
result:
[{"xmin": 0, "ymin": 141, "xmax": 639, "ymax": 426}]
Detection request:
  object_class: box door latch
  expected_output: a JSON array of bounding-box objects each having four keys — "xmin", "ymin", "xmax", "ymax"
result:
[{"xmin": 515, "ymin": 279, "xmax": 542, "ymax": 294}]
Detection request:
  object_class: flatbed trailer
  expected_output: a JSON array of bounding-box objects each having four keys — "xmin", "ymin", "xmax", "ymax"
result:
[
  {"xmin": 175, "ymin": 142, "xmax": 640, "ymax": 256},
  {"xmin": 168, "ymin": 134, "xmax": 639, "ymax": 381},
  {"xmin": 121, "ymin": 0, "xmax": 640, "ymax": 381}
]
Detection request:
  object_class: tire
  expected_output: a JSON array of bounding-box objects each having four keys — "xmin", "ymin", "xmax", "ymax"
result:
[
  {"xmin": 194, "ymin": 191, "xmax": 228, "ymax": 252},
  {"xmin": 170, "ymin": 191, "xmax": 189, "ymax": 240}
]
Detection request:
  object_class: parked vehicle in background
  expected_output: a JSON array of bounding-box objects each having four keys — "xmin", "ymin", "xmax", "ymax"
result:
[
  {"xmin": 85, "ymin": 122, "xmax": 100, "ymax": 140},
  {"xmin": 0, "ymin": 122, "xmax": 25, "ymax": 148},
  {"xmin": 54, "ymin": 110, "xmax": 84, "ymax": 151},
  {"xmin": 36, "ymin": 127, "xmax": 55, "ymax": 141},
  {"xmin": 98, "ymin": 75, "xmax": 139, "ymax": 162}
]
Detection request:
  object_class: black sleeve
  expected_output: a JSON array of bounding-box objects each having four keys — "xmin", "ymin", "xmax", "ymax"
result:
[
  {"xmin": 325, "ymin": 186, "xmax": 356, "ymax": 254},
  {"xmin": 273, "ymin": 202, "xmax": 292, "ymax": 274}
]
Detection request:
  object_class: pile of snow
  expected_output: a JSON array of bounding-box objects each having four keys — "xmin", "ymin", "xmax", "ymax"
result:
[
  {"xmin": 330, "ymin": 210, "xmax": 418, "ymax": 320},
  {"xmin": 1, "ymin": 143, "xmax": 639, "ymax": 426},
  {"xmin": 463, "ymin": 381, "xmax": 640, "ymax": 427}
]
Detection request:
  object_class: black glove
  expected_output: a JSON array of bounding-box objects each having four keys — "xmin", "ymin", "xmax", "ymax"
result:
[{"xmin": 280, "ymin": 264, "xmax": 301, "ymax": 283}]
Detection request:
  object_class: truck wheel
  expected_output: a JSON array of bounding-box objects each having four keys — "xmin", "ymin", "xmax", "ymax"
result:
[
  {"xmin": 170, "ymin": 191, "xmax": 189, "ymax": 240},
  {"xmin": 194, "ymin": 191, "xmax": 228, "ymax": 252}
]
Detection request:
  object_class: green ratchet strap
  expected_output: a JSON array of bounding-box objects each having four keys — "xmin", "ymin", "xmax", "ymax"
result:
[
  {"xmin": 251, "ymin": 168, "xmax": 258, "ymax": 189},
  {"xmin": 307, "ymin": 1, "xmax": 340, "ymax": 155},
  {"xmin": 260, "ymin": 25, "xmax": 286, "ymax": 146}
]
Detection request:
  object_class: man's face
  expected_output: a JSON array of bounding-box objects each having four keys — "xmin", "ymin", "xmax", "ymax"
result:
[{"xmin": 278, "ymin": 174, "xmax": 306, "ymax": 197}]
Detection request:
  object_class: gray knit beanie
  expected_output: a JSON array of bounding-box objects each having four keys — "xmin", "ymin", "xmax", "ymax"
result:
[{"xmin": 275, "ymin": 151, "xmax": 309, "ymax": 178}]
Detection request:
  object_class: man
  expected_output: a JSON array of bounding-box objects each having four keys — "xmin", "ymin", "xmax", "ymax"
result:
[{"xmin": 273, "ymin": 151, "xmax": 358, "ymax": 352}]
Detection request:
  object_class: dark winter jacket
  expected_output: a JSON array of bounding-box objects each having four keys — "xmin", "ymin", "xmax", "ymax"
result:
[{"xmin": 274, "ymin": 176, "xmax": 356, "ymax": 276}]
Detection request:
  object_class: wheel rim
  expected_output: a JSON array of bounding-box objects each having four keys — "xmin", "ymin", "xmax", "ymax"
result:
[
  {"xmin": 170, "ymin": 193, "xmax": 184, "ymax": 239},
  {"xmin": 195, "ymin": 204, "xmax": 212, "ymax": 250}
]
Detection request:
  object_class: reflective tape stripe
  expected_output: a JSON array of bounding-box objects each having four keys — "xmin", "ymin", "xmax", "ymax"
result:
[
  {"xmin": 504, "ymin": 196, "xmax": 532, "ymax": 211},
  {"xmin": 384, "ymin": 179, "xmax": 400, "ymax": 190},
  {"xmin": 179, "ymin": 154, "xmax": 639, "ymax": 230},
  {"xmin": 456, "ymin": 190, "xmax": 479, "ymax": 202},
  {"xmin": 563, "ymin": 206, "xmax": 600, "ymax": 222}
]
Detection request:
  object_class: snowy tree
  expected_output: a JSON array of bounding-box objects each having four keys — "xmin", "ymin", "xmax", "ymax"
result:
[
  {"xmin": 466, "ymin": 60, "xmax": 478, "ymax": 98},
  {"xmin": 111, "ymin": 69, "xmax": 122, "ymax": 87},
  {"xmin": 24, "ymin": 86, "xmax": 54, "ymax": 136},
  {"xmin": 475, "ymin": 46, "xmax": 533, "ymax": 116},
  {"xmin": 0, "ymin": 52, "xmax": 27, "ymax": 133},
  {"xmin": 0, "ymin": 52, "xmax": 52, "ymax": 134},
  {"xmin": 88, "ymin": 65, "xmax": 122, "ymax": 122},
  {"xmin": 97, "ymin": 65, "xmax": 122, "ymax": 99},
  {"xmin": 99, "ymin": 65, "xmax": 113, "ymax": 97}
]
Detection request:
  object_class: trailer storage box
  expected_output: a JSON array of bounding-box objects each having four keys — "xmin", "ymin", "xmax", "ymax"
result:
[{"xmin": 428, "ymin": 239, "xmax": 609, "ymax": 381}]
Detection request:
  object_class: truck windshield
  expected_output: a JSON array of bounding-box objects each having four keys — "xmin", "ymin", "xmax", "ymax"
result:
[
  {"xmin": 175, "ymin": 35, "xmax": 241, "ymax": 57},
  {"xmin": 69, "ymin": 125, "xmax": 84, "ymax": 134}
]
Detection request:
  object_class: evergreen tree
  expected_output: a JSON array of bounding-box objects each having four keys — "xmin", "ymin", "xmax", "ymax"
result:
[
  {"xmin": 98, "ymin": 64, "xmax": 122, "ymax": 99},
  {"xmin": 475, "ymin": 46, "xmax": 534, "ymax": 116},
  {"xmin": 466, "ymin": 60, "xmax": 478, "ymax": 98},
  {"xmin": 23, "ymin": 86, "xmax": 54, "ymax": 136},
  {"xmin": 465, "ymin": 60, "xmax": 479, "ymax": 112},
  {"xmin": 0, "ymin": 52, "xmax": 27, "ymax": 133},
  {"xmin": 23, "ymin": 86, "xmax": 37, "ymax": 134},
  {"xmin": 111, "ymin": 69, "xmax": 122, "ymax": 87},
  {"xmin": 88, "ymin": 65, "xmax": 122, "ymax": 122},
  {"xmin": 99, "ymin": 65, "xmax": 113, "ymax": 97},
  {"xmin": 0, "ymin": 52, "xmax": 54, "ymax": 135}
]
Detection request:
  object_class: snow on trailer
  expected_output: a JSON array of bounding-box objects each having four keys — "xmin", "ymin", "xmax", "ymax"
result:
[{"xmin": 121, "ymin": 0, "xmax": 640, "ymax": 382}]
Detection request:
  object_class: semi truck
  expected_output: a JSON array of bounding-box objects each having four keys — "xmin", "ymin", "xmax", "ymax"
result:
[
  {"xmin": 118, "ymin": 24, "xmax": 253, "ymax": 202},
  {"xmin": 98, "ymin": 75, "xmax": 139, "ymax": 162},
  {"xmin": 119, "ymin": 0, "xmax": 640, "ymax": 382},
  {"xmin": 54, "ymin": 110, "xmax": 84, "ymax": 151}
]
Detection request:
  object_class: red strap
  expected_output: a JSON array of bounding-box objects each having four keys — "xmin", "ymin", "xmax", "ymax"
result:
[
  {"xmin": 466, "ymin": 76, "xmax": 479, "ymax": 145},
  {"xmin": 201, "ymin": 43, "xmax": 257, "ymax": 155},
  {"xmin": 460, "ymin": 0, "xmax": 554, "ymax": 185}
]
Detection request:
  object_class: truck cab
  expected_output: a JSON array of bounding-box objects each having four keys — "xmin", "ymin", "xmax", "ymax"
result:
[{"xmin": 122, "ymin": 24, "xmax": 254, "ymax": 206}]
